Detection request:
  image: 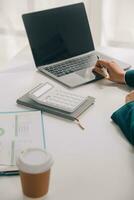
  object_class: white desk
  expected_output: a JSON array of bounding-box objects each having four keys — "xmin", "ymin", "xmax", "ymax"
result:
[{"xmin": 0, "ymin": 47, "xmax": 134, "ymax": 200}]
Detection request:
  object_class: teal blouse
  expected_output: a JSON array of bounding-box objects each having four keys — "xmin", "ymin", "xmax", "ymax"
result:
[{"xmin": 111, "ymin": 70, "xmax": 134, "ymax": 145}]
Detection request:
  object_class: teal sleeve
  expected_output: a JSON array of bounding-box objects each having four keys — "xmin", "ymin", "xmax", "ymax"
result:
[
  {"xmin": 111, "ymin": 102, "xmax": 134, "ymax": 145},
  {"xmin": 125, "ymin": 70, "xmax": 134, "ymax": 87}
]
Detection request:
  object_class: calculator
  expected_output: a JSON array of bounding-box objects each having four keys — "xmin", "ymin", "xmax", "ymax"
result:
[{"xmin": 28, "ymin": 82, "xmax": 89, "ymax": 113}]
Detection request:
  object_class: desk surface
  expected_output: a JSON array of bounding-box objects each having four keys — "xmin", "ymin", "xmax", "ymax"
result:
[{"xmin": 0, "ymin": 46, "xmax": 134, "ymax": 200}]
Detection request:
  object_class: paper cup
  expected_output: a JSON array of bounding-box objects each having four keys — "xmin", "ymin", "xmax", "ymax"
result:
[{"xmin": 17, "ymin": 148, "xmax": 53, "ymax": 198}]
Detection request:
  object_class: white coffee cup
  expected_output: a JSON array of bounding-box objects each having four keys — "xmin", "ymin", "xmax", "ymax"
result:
[{"xmin": 17, "ymin": 148, "xmax": 53, "ymax": 198}]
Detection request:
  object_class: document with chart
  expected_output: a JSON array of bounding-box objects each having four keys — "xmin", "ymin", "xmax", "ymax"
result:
[{"xmin": 0, "ymin": 111, "xmax": 45, "ymax": 168}]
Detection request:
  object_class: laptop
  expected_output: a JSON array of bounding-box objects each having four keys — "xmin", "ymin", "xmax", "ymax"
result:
[{"xmin": 22, "ymin": 3, "xmax": 131, "ymax": 88}]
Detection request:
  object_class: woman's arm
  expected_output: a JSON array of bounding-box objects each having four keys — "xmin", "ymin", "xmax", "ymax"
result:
[
  {"xmin": 93, "ymin": 60, "xmax": 125, "ymax": 83},
  {"xmin": 93, "ymin": 60, "xmax": 134, "ymax": 144},
  {"xmin": 93, "ymin": 60, "xmax": 134, "ymax": 87}
]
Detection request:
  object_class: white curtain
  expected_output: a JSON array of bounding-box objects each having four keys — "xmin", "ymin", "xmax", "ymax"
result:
[{"xmin": 102, "ymin": 0, "xmax": 134, "ymax": 48}]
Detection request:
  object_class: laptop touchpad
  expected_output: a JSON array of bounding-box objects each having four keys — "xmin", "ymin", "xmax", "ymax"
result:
[{"xmin": 76, "ymin": 67, "xmax": 100, "ymax": 81}]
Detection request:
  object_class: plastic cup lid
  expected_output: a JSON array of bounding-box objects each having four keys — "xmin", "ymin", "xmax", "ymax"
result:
[{"xmin": 16, "ymin": 148, "xmax": 53, "ymax": 174}]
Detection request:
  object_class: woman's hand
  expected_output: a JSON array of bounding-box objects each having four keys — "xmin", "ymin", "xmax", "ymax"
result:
[
  {"xmin": 93, "ymin": 60, "xmax": 125, "ymax": 84},
  {"xmin": 125, "ymin": 90, "xmax": 134, "ymax": 103}
]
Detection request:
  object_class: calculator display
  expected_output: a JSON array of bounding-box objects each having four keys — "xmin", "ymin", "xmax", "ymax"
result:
[{"xmin": 33, "ymin": 83, "xmax": 52, "ymax": 97}]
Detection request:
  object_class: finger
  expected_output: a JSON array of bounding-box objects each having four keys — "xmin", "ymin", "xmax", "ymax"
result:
[
  {"xmin": 93, "ymin": 67, "xmax": 102, "ymax": 73},
  {"xmin": 95, "ymin": 60, "xmax": 104, "ymax": 69},
  {"xmin": 93, "ymin": 67, "xmax": 107, "ymax": 77},
  {"xmin": 96, "ymin": 60, "xmax": 111, "ymax": 69},
  {"xmin": 105, "ymin": 76, "xmax": 110, "ymax": 80}
]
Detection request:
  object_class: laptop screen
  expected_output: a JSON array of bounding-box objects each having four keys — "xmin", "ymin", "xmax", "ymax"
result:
[{"xmin": 22, "ymin": 3, "xmax": 95, "ymax": 67}]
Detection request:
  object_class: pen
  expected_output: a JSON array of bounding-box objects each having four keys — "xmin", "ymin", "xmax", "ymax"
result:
[
  {"xmin": 96, "ymin": 55, "xmax": 100, "ymax": 60},
  {"xmin": 0, "ymin": 170, "xmax": 19, "ymax": 176}
]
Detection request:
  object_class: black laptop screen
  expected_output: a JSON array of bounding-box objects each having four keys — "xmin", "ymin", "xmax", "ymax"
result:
[{"xmin": 22, "ymin": 3, "xmax": 95, "ymax": 67}]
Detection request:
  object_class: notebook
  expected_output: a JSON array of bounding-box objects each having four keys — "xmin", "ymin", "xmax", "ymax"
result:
[
  {"xmin": 22, "ymin": 3, "xmax": 131, "ymax": 88},
  {"xmin": 16, "ymin": 92, "xmax": 95, "ymax": 122}
]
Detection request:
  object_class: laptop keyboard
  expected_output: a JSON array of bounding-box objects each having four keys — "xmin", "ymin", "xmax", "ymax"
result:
[
  {"xmin": 44, "ymin": 52, "xmax": 131, "ymax": 77},
  {"xmin": 45, "ymin": 54, "xmax": 97, "ymax": 77}
]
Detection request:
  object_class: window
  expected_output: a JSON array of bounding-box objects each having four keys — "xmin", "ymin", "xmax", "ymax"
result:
[{"xmin": 102, "ymin": 0, "xmax": 134, "ymax": 48}]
